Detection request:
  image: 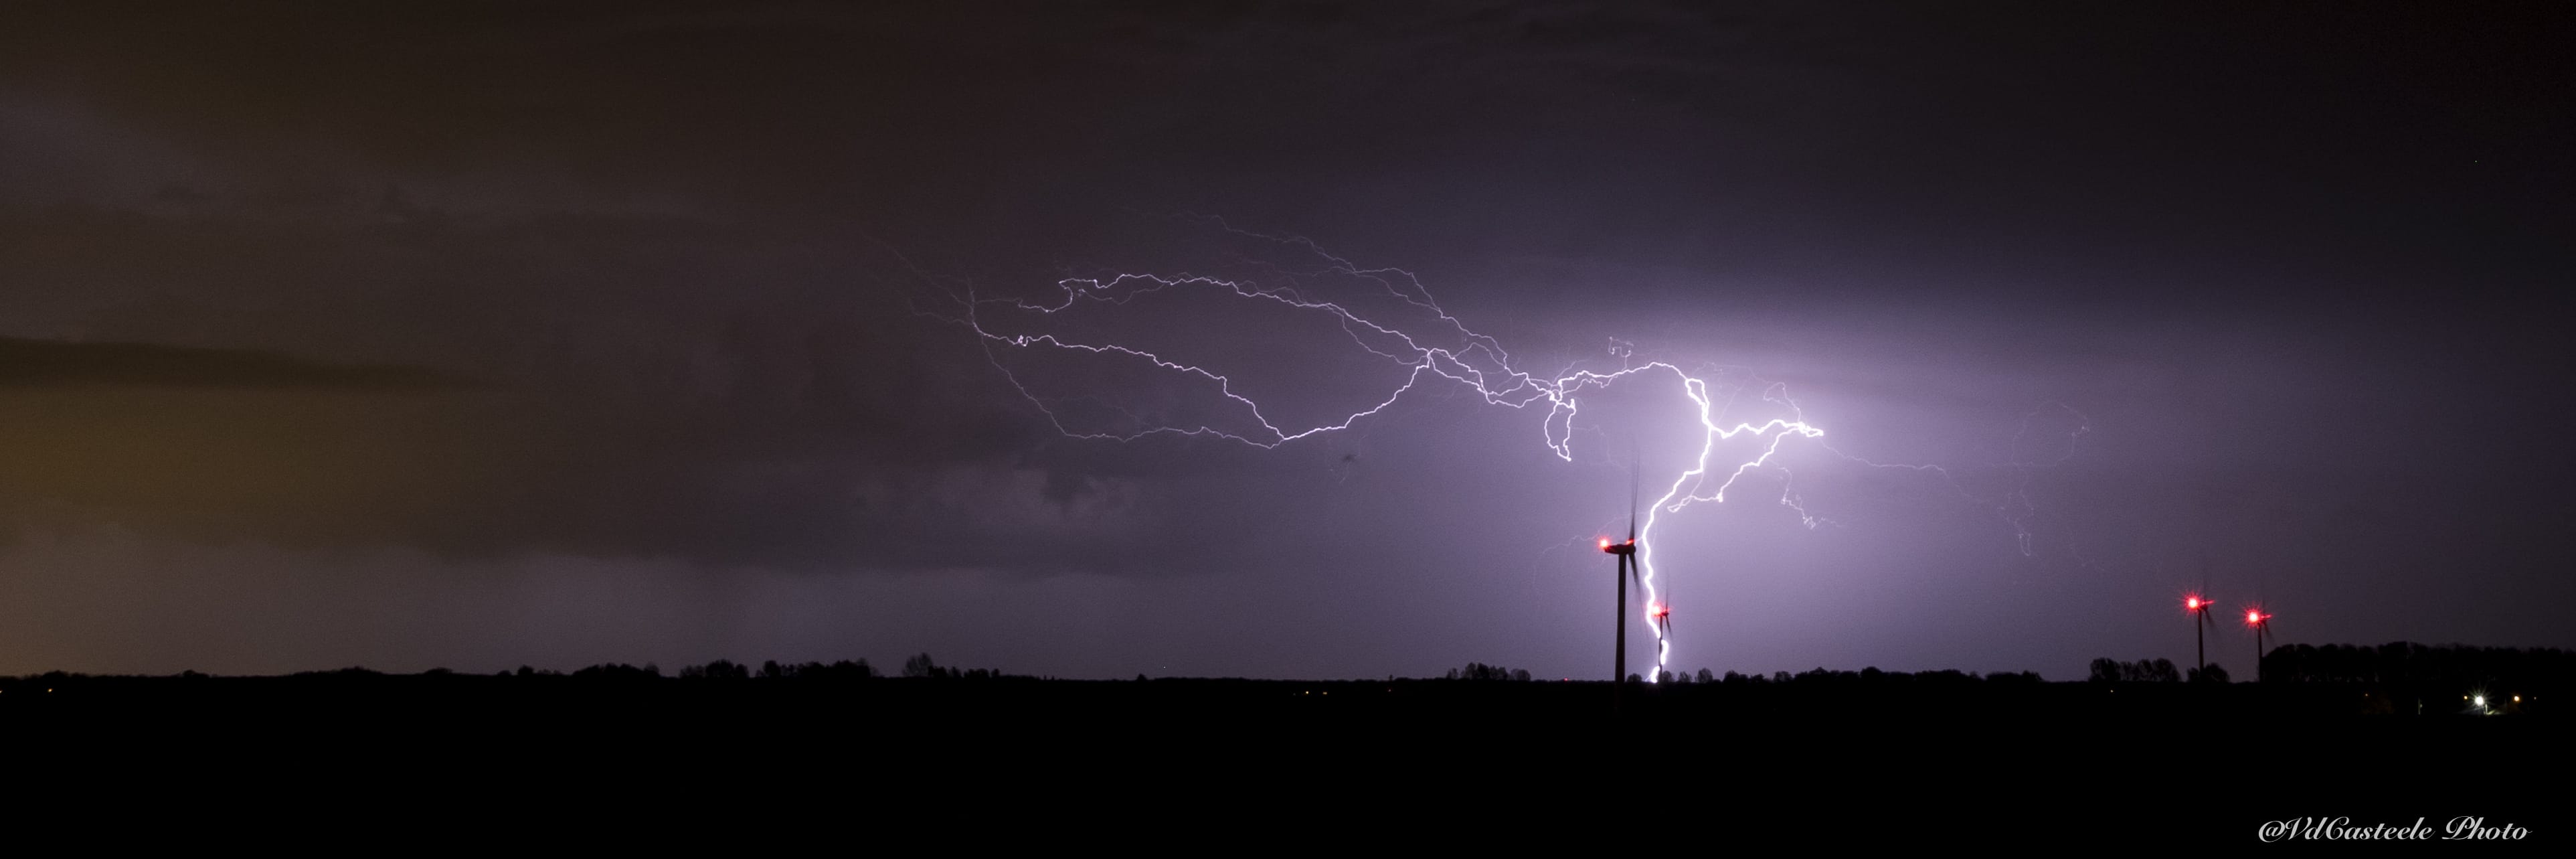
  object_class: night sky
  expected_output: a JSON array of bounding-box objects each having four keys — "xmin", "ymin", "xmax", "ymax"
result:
[{"xmin": 1, "ymin": 1, "xmax": 2567, "ymax": 682}]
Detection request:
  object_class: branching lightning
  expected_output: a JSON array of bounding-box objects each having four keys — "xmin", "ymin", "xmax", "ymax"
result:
[{"xmin": 928, "ymin": 221, "xmax": 2085, "ymax": 680}]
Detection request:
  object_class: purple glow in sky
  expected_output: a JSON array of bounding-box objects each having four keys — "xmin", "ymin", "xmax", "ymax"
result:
[{"xmin": 948, "ymin": 221, "xmax": 2092, "ymax": 678}]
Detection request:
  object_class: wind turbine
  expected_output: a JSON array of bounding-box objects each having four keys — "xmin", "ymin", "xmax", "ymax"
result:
[
  {"xmin": 2182, "ymin": 593, "xmax": 2216, "ymax": 681},
  {"xmin": 1599, "ymin": 463, "xmax": 1641, "ymax": 706},
  {"xmin": 2243, "ymin": 606, "xmax": 2274, "ymax": 684}
]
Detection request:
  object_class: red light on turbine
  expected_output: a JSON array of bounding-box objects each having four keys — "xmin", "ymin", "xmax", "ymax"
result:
[
  {"xmin": 1598, "ymin": 538, "xmax": 1612, "ymax": 551},
  {"xmin": 2244, "ymin": 609, "xmax": 2265, "ymax": 625},
  {"xmin": 2184, "ymin": 596, "xmax": 2203, "ymax": 610}
]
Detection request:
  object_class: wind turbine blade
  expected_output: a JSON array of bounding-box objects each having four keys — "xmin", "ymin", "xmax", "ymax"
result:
[{"xmin": 1628, "ymin": 451, "xmax": 1639, "ymax": 544}]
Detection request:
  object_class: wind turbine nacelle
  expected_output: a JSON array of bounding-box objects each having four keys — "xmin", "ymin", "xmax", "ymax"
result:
[{"xmin": 1600, "ymin": 538, "xmax": 1636, "ymax": 556}]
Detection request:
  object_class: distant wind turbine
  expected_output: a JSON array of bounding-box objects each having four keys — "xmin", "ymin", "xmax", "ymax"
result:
[{"xmin": 2243, "ymin": 607, "xmax": 2274, "ymax": 683}]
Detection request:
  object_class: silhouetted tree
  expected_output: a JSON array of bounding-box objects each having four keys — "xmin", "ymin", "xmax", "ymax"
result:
[
  {"xmin": 788, "ymin": 659, "xmax": 873, "ymax": 681},
  {"xmin": 2092, "ymin": 657, "xmax": 2182, "ymax": 683},
  {"xmin": 2188, "ymin": 663, "xmax": 2231, "ymax": 684},
  {"xmin": 1696, "ymin": 668, "xmax": 1715, "ymax": 684},
  {"xmin": 903, "ymin": 653, "xmax": 942, "ymax": 679},
  {"xmin": 572, "ymin": 663, "xmax": 659, "ymax": 682},
  {"xmin": 1445, "ymin": 661, "xmax": 1528, "ymax": 681},
  {"xmin": 681, "ymin": 659, "xmax": 749, "ymax": 680}
]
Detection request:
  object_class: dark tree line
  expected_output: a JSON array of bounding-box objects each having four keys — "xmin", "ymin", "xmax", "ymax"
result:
[
  {"xmin": 1655, "ymin": 667, "xmax": 2045, "ymax": 686},
  {"xmin": 897, "ymin": 653, "xmax": 1005, "ymax": 680},
  {"xmin": 535, "ymin": 655, "xmax": 1035, "ymax": 681},
  {"xmin": 679, "ymin": 659, "xmax": 748, "ymax": 680},
  {"xmin": 760, "ymin": 659, "xmax": 879, "ymax": 681},
  {"xmin": 29, "ymin": 644, "xmax": 2559, "ymax": 696},
  {"xmin": 1443, "ymin": 662, "xmax": 1532, "ymax": 682},
  {"xmin": 1454, "ymin": 666, "xmax": 2046, "ymax": 686},
  {"xmin": 2085, "ymin": 657, "xmax": 2229, "ymax": 684},
  {"xmin": 572, "ymin": 663, "xmax": 662, "ymax": 681},
  {"xmin": 547, "ymin": 655, "xmax": 1014, "ymax": 681},
  {"xmin": 2260, "ymin": 642, "xmax": 2572, "ymax": 693},
  {"xmin": 2088, "ymin": 657, "xmax": 2184, "ymax": 684}
]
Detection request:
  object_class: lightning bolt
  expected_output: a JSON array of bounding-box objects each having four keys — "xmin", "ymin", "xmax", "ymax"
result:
[{"xmin": 926, "ymin": 220, "xmax": 2084, "ymax": 680}]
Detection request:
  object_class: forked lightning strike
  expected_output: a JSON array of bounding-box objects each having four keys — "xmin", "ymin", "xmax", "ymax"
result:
[{"xmin": 936, "ymin": 224, "xmax": 2081, "ymax": 680}]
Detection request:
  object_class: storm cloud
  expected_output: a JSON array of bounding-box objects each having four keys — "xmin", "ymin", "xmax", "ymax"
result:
[{"xmin": 0, "ymin": 1, "xmax": 2565, "ymax": 678}]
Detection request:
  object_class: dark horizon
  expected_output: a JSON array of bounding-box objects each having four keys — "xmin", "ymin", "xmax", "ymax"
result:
[{"xmin": 1, "ymin": 1, "xmax": 2569, "ymax": 684}]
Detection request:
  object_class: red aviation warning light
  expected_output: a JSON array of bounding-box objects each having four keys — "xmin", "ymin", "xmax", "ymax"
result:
[
  {"xmin": 2244, "ymin": 609, "xmax": 2267, "ymax": 626},
  {"xmin": 2184, "ymin": 595, "xmax": 2203, "ymax": 611},
  {"xmin": 1599, "ymin": 537, "xmax": 1613, "ymax": 551}
]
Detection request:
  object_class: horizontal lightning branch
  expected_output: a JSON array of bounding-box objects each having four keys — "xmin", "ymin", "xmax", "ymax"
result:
[{"xmin": 928, "ymin": 223, "xmax": 2085, "ymax": 679}]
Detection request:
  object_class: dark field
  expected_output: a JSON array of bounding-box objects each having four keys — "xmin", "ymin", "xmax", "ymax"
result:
[{"xmin": 5, "ymin": 671, "xmax": 2559, "ymax": 845}]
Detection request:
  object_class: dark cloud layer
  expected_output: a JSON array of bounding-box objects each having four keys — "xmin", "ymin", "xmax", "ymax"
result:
[
  {"xmin": 0, "ymin": 1, "xmax": 2567, "ymax": 678},
  {"xmin": 0, "ymin": 337, "xmax": 461, "ymax": 389}
]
